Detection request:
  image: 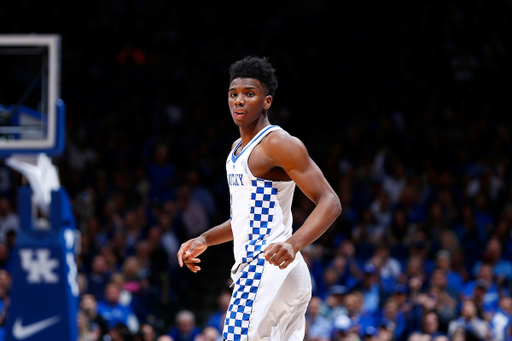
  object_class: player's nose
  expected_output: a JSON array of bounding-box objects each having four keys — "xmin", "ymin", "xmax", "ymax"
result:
[{"xmin": 234, "ymin": 93, "xmax": 244, "ymax": 106}]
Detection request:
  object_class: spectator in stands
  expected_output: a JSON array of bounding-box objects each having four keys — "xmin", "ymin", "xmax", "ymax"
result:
[
  {"xmin": 88, "ymin": 255, "xmax": 111, "ymax": 301},
  {"xmin": 206, "ymin": 290, "xmax": 230, "ymax": 334},
  {"xmin": 370, "ymin": 192, "xmax": 392, "ymax": 228},
  {"xmin": 147, "ymin": 145, "xmax": 176, "ymax": 203},
  {"xmin": 335, "ymin": 292, "xmax": 375, "ymax": 337},
  {"xmin": 489, "ymin": 297, "xmax": 512, "ymax": 341},
  {"xmin": 379, "ymin": 297, "xmax": 406, "ymax": 340},
  {"xmin": 0, "ymin": 198, "xmax": 18, "ymax": 243},
  {"xmin": 448, "ymin": 300, "xmax": 489, "ymax": 340},
  {"xmin": 464, "ymin": 263, "xmax": 507, "ymax": 313},
  {"xmin": 367, "ymin": 245, "xmax": 401, "ymax": 294},
  {"xmin": 435, "ymin": 250, "xmax": 464, "ymax": 294},
  {"xmin": 382, "ymin": 161, "xmax": 406, "ymax": 204},
  {"xmin": 473, "ymin": 237, "xmax": 512, "ymax": 281},
  {"xmin": 319, "ymin": 285, "xmax": 348, "ymax": 319},
  {"xmin": 97, "ymin": 283, "xmax": 139, "ymax": 334},
  {"xmin": 419, "ymin": 311, "xmax": 445, "ymax": 339},
  {"xmin": 355, "ymin": 264, "xmax": 381, "ymax": 315},
  {"xmin": 139, "ymin": 324, "xmax": 157, "ymax": 341},
  {"xmin": 80, "ymin": 294, "xmax": 108, "ymax": 339},
  {"xmin": 167, "ymin": 310, "xmax": 201, "ymax": 341},
  {"xmin": 306, "ymin": 296, "xmax": 332, "ymax": 341},
  {"xmin": 175, "ymin": 186, "xmax": 208, "ymax": 239},
  {"xmin": 193, "ymin": 327, "xmax": 220, "ymax": 341}
]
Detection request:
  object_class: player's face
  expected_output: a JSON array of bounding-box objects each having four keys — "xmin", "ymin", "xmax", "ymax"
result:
[{"xmin": 228, "ymin": 78, "xmax": 272, "ymax": 127}]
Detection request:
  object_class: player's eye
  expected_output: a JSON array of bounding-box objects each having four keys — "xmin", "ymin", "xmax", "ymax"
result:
[
  {"xmin": 230, "ymin": 92, "xmax": 237, "ymax": 97},
  {"xmin": 247, "ymin": 92, "xmax": 254, "ymax": 97}
]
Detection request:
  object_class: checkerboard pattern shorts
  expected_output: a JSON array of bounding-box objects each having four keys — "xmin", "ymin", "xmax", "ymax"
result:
[{"xmin": 222, "ymin": 253, "xmax": 311, "ymax": 341}]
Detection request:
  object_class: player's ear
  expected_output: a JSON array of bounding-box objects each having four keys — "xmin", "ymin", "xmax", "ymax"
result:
[{"xmin": 263, "ymin": 95, "xmax": 272, "ymax": 110}]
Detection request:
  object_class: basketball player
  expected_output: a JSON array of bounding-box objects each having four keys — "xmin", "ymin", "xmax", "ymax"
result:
[{"xmin": 177, "ymin": 56, "xmax": 341, "ymax": 340}]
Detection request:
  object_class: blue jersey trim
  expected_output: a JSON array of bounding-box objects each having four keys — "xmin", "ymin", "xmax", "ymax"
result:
[{"xmin": 231, "ymin": 125, "xmax": 278, "ymax": 163}]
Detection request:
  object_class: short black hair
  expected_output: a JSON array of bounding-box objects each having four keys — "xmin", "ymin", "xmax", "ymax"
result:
[{"xmin": 229, "ymin": 56, "xmax": 278, "ymax": 96}]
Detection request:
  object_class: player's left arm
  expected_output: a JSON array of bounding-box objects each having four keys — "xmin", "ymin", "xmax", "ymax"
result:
[{"xmin": 263, "ymin": 133, "xmax": 342, "ymax": 269}]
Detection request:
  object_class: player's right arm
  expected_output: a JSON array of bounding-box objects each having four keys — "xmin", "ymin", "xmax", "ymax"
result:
[{"xmin": 177, "ymin": 219, "xmax": 234, "ymax": 273}]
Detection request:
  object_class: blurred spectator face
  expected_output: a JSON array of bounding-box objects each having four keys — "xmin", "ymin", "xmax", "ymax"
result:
[
  {"xmin": 80, "ymin": 294, "xmax": 97, "ymax": 315},
  {"xmin": 439, "ymin": 231, "xmax": 459, "ymax": 251},
  {"xmin": 123, "ymin": 257, "xmax": 140, "ymax": 279},
  {"xmin": 433, "ymin": 336, "xmax": 449, "ymax": 341},
  {"xmin": 475, "ymin": 194, "xmax": 487, "ymax": 211},
  {"xmin": 486, "ymin": 238, "xmax": 502, "ymax": 260},
  {"xmin": 333, "ymin": 255, "xmax": 347, "ymax": 273},
  {"xmin": 0, "ymin": 269, "xmax": 10, "ymax": 292},
  {"xmin": 422, "ymin": 312, "xmax": 439, "ymax": 334},
  {"xmin": 136, "ymin": 241, "xmax": 151, "ymax": 260},
  {"xmin": 140, "ymin": 324, "xmax": 156, "ymax": 341},
  {"xmin": 407, "ymin": 257, "xmax": 423, "ymax": 277},
  {"xmin": 324, "ymin": 268, "xmax": 338, "ymax": 287},
  {"xmin": 92, "ymin": 255, "xmax": 108, "ymax": 275},
  {"xmin": 429, "ymin": 203, "xmax": 443, "ymax": 222},
  {"xmin": 218, "ymin": 291, "xmax": 231, "ymax": 311},
  {"xmin": 340, "ymin": 331, "xmax": 359, "ymax": 341},
  {"xmin": 105, "ymin": 283, "xmax": 120, "ymax": 305},
  {"xmin": 158, "ymin": 213, "xmax": 171, "ymax": 229},
  {"xmin": 477, "ymin": 264, "xmax": 494, "ymax": 283},
  {"xmin": 201, "ymin": 327, "xmax": 220, "ymax": 341},
  {"xmin": 307, "ymin": 297, "xmax": 321, "ymax": 317},
  {"xmin": 435, "ymin": 251, "xmax": 451, "ymax": 270},
  {"xmin": 0, "ymin": 198, "xmax": 10, "ymax": 216},
  {"xmin": 124, "ymin": 211, "xmax": 138, "ymax": 230},
  {"xmin": 379, "ymin": 193, "xmax": 391, "ymax": 211},
  {"xmin": 147, "ymin": 227, "xmax": 162, "ymax": 248},
  {"xmin": 344, "ymin": 294, "xmax": 360, "ymax": 315},
  {"xmin": 5, "ymin": 231, "xmax": 16, "ymax": 249},
  {"xmin": 431, "ymin": 269, "xmax": 446, "ymax": 288},
  {"xmin": 156, "ymin": 337, "xmax": 174, "ymax": 341},
  {"xmin": 375, "ymin": 246, "xmax": 390, "ymax": 260},
  {"xmin": 176, "ymin": 311, "xmax": 195, "ymax": 333},
  {"xmin": 155, "ymin": 145, "xmax": 168, "ymax": 165},
  {"xmin": 384, "ymin": 299, "xmax": 398, "ymax": 319},
  {"xmin": 451, "ymin": 329, "xmax": 465, "ymax": 341},
  {"xmin": 461, "ymin": 300, "xmax": 477, "ymax": 320},
  {"xmin": 500, "ymin": 297, "xmax": 512, "ymax": 314},
  {"xmin": 462, "ymin": 205, "xmax": 474, "ymax": 224}
]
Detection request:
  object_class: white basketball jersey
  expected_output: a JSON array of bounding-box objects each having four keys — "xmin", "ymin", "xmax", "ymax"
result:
[{"xmin": 226, "ymin": 125, "xmax": 296, "ymax": 272}]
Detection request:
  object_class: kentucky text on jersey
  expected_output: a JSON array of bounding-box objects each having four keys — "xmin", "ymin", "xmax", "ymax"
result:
[{"xmin": 228, "ymin": 174, "xmax": 244, "ymax": 186}]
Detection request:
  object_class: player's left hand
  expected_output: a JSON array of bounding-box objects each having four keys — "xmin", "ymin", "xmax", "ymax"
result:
[{"xmin": 264, "ymin": 242, "xmax": 296, "ymax": 269}]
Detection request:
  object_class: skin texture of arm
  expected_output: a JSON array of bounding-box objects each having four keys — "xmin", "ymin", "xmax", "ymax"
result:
[
  {"xmin": 177, "ymin": 219, "xmax": 233, "ymax": 273},
  {"xmin": 252, "ymin": 131, "xmax": 342, "ymax": 269}
]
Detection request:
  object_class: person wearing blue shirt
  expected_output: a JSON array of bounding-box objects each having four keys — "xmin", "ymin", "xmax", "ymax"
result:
[
  {"xmin": 355, "ymin": 263, "xmax": 381, "ymax": 315},
  {"xmin": 97, "ymin": 283, "xmax": 139, "ymax": 334},
  {"xmin": 463, "ymin": 265, "xmax": 509, "ymax": 314},
  {"xmin": 167, "ymin": 310, "xmax": 201, "ymax": 341},
  {"xmin": 490, "ymin": 298, "xmax": 512, "ymax": 341},
  {"xmin": 306, "ymin": 296, "xmax": 333, "ymax": 341},
  {"xmin": 472, "ymin": 238, "xmax": 512, "ymax": 281}
]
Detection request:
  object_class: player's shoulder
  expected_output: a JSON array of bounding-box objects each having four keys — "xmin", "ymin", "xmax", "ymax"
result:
[
  {"xmin": 265, "ymin": 129, "xmax": 306, "ymax": 149},
  {"xmin": 263, "ymin": 129, "xmax": 308, "ymax": 157}
]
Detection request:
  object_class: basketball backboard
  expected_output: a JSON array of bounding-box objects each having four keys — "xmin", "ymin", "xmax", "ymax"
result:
[{"xmin": 0, "ymin": 34, "xmax": 64, "ymax": 157}]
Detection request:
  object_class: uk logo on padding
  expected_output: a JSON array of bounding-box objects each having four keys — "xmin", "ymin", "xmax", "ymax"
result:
[{"xmin": 19, "ymin": 249, "xmax": 59, "ymax": 283}]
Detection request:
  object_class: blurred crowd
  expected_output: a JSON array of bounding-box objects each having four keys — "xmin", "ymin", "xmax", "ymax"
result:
[{"xmin": 1, "ymin": 0, "xmax": 512, "ymax": 341}]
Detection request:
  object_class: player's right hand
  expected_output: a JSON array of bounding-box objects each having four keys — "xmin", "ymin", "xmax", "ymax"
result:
[{"xmin": 177, "ymin": 236, "xmax": 208, "ymax": 273}]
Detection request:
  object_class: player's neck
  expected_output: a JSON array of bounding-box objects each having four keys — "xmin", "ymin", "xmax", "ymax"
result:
[{"xmin": 238, "ymin": 116, "xmax": 271, "ymax": 146}]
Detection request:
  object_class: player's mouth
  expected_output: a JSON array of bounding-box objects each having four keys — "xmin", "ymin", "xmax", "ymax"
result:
[{"xmin": 233, "ymin": 108, "xmax": 245, "ymax": 118}]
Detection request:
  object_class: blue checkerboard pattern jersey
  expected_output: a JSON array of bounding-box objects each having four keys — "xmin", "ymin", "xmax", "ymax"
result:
[
  {"xmin": 242, "ymin": 179, "xmax": 278, "ymax": 264},
  {"xmin": 224, "ymin": 125, "xmax": 296, "ymax": 340}
]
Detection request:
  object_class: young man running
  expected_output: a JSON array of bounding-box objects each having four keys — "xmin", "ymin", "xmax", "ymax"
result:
[{"xmin": 177, "ymin": 56, "xmax": 341, "ymax": 340}]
